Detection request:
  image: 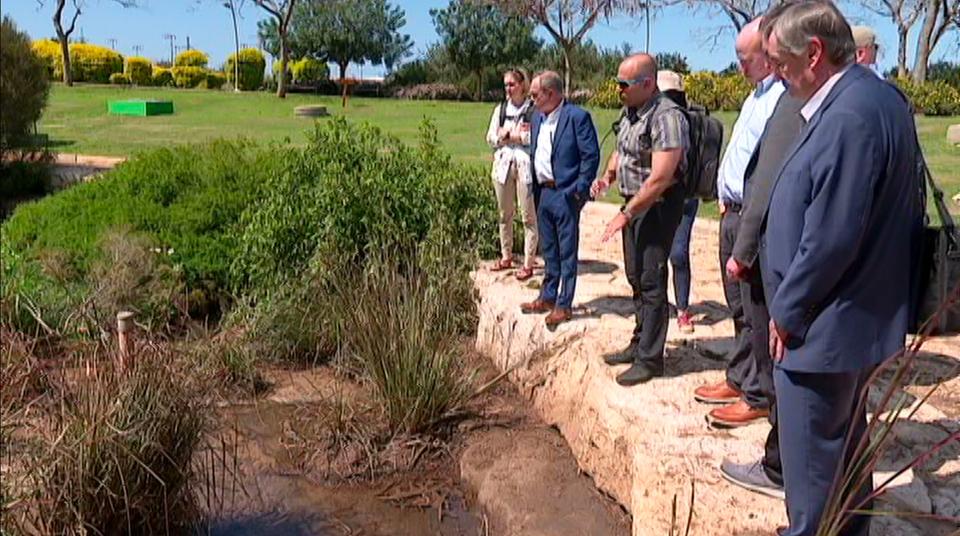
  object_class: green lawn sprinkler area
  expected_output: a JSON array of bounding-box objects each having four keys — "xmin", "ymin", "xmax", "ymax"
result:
[{"xmin": 108, "ymin": 99, "xmax": 174, "ymax": 116}]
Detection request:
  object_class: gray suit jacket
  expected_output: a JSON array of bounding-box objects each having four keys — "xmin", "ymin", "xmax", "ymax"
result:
[{"xmin": 732, "ymin": 93, "xmax": 805, "ymax": 268}]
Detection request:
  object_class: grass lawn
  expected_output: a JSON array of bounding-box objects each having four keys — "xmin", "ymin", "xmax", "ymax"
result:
[{"xmin": 39, "ymin": 84, "xmax": 960, "ymax": 217}]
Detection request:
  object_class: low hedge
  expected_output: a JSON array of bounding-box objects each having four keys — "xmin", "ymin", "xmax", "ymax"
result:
[
  {"xmin": 152, "ymin": 67, "xmax": 174, "ymax": 87},
  {"xmin": 291, "ymin": 57, "xmax": 328, "ymax": 84},
  {"xmin": 70, "ymin": 43, "xmax": 123, "ymax": 83},
  {"xmin": 393, "ymin": 83, "xmax": 470, "ymax": 101},
  {"xmin": 174, "ymin": 49, "xmax": 208, "ymax": 68},
  {"xmin": 109, "ymin": 72, "xmax": 131, "ymax": 85},
  {"xmin": 172, "ymin": 66, "xmax": 207, "ymax": 88},
  {"xmin": 31, "ymin": 39, "xmax": 62, "ymax": 80},
  {"xmin": 124, "ymin": 56, "xmax": 153, "ymax": 85},
  {"xmin": 895, "ymin": 77, "xmax": 960, "ymax": 116},
  {"xmin": 685, "ymin": 71, "xmax": 752, "ymax": 112},
  {"xmin": 225, "ymin": 48, "xmax": 265, "ymax": 90},
  {"xmin": 202, "ymin": 71, "xmax": 227, "ymax": 90}
]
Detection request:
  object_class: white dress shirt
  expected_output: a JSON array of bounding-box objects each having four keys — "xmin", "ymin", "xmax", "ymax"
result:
[
  {"xmin": 801, "ymin": 64, "xmax": 854, "ymax": 122},
  {"xmin": 534, "ymin": 105, "xmax": 562, "ymax": 184}
]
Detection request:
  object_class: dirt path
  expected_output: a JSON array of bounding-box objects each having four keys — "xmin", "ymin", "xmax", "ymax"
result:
[{"xmin": 474, "ymin": 201, "xmax": 960, "ymax": 536}]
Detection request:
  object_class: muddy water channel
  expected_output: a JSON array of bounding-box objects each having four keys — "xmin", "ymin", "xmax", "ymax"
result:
[{"xmin": 207, "ymin": 401, "xmax": 483, "ymax": 536}]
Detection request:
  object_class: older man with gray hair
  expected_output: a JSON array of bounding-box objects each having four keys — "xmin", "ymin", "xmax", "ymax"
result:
[{"xmin": 761, "ymin": 2, "xmax": 921, "ymax": 535}]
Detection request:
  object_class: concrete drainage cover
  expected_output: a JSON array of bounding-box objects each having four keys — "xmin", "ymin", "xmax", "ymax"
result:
[{"xmin": 294, "ymin": 105, "xmax": 329, "ymax": 118}]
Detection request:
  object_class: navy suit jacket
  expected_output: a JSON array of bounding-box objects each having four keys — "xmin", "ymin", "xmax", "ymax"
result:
[
  {"xmin": 761, "ymin": 65, "xmax": 922, "ymax": 373},
  {"xmin": 529, "ymin": 101, "xmax": 600, "ymax": 203}
]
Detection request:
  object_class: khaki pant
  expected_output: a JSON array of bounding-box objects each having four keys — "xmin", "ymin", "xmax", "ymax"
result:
[{"xmin": 494, "ymin": 164, "xmax": 538, "ymax": 267}]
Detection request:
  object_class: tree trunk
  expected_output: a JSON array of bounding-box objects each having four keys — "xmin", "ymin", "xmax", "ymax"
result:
[
  {"xmin": 230, "ymin": 2, "xmax": 241, "ymax": 92},
  {"xmin": 897, "ymin": 25, "xmax": 909, "ymax": 78},
  {"xmin": 561, "ymin": 43, "xmax": 572, "ymax": 97},
  {"xmin": 476, "ymin": 68, "xmax": 483, "ymax": 102},
  {"xmin": 912, "ymin": 0, "xmax": 941, "ymax": 83},
  {"xmin": 339, "ymin": 62, "xmax": 348, "ymax": 107},
  {"xmin": 277, "ymin": 27, "xmax": 288, "ymax": 98},
  {"xmin": 58, "ymin": 33, "xmax": 73, "ymax": 86}
]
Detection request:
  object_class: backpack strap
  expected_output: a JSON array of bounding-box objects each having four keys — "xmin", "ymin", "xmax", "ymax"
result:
[{"xmin": 498, "ymin": 100, "xmax": 508, "ymax": 127}]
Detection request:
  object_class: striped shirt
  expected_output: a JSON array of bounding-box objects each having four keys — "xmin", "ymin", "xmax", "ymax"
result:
[{"xmin": 616, "ymin": 93, "xmax": 689, "ymax": 197}]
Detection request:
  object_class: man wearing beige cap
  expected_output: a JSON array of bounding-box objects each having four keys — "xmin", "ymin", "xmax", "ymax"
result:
[{"xmin": 852, "ymin": 25, "xmax": 883, "ymax": 77}]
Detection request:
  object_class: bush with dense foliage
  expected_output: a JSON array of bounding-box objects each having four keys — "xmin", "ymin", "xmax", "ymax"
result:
[
  {"xmin": 70, "ymin": 43, "xmax": 123, "ymax": 83},
  {"xmin": 124, "ymin": 56, "xmax": 152, "ymax": 85},
  {"xmin": 2, "ymin": 18, "xmax": 50, "ymax": 155},
  {"xmin": 393, "ymin": 83, "xmax": 470, "ymax": 101},
  {"xmin": 290, "ymin": 57, "xmax": 328, "ymax": 84},
  {"xmin": 172, "ymin": 66, "xmax": 207, "ymax": 88},
  {"xmin": 685, "ymin": 71, "xmax": 752, "ymax": 111},
  {"xmin": 108, "ymin": 72, "xmax": 130, "ymax": 85},
  {"xmin": 202, "ymin": 71, "xmax": 227, "ymax": 90},
  {"xmin": 588, "ymin": 78, "xmax": 620, "ymax": 109},
  {"xmin": 225, "ymin": 48, "xmax": 265, "ymax": 90},
  {"xmin": 30, "ymin": 39, "xmax": 62, "ymax": 80},
  {"xmin": 895, "ymin": 77, "xmax": 960, "ymax": 116},
  {"xmin": 152, "ymin": 67, "xmax": 174, "ymax": 87},
  {"xmin": 927, "ymin": 61, "xmax": 960, "ymax": 89},
  {"xmin": 174, "ymin": 49, "xmax": 208, "ymax": 68}
]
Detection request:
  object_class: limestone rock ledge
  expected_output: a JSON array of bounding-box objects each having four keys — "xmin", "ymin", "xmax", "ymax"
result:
[{"xmin": 473, "ymin": 202, "xmax": 960, "ymax": 536}]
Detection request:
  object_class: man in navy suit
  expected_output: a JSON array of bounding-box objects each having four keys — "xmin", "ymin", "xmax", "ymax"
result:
[
  {"xmin": 760, "ymin": 2, "xmax": 922, "ymax": 535},
  {"xmin": 520, "ymin": 71, "xmax": 600, "ymax": 327}
]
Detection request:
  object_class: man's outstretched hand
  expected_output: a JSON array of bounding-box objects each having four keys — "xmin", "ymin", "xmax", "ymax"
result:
[{"xmin": 601, "ymin": 212, "xmax": 629, "ymax": 242}]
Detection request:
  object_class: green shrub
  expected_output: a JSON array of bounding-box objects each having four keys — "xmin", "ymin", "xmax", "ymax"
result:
[
  {"xmin": 202, "ymin": 71, "xmax": 226, "ymax": 90},
  {"xmin": 895, "ymin": 77, "xmax": 960, "ymax": 116},
  {"xmin": 290, "ymin": 57, "xmax": 328, "ymax": 84},
  {"xmin": 172, "ymin": 66, "xmax": 206, "ymax": 88},
  {"xmin": 2, "ymin": 17, "xmax": 50, "ymax": 155},
  {"xmin": 225, "ymin": 48, "xmax": 265, "ymax": 91},
  {"xmin": 124, "ymin": 56, "xmax": 152, "ymax": 85},
  {"xmin": 685, "ymin": 71, "xmax": 752, "ymax": 111},
  {"xmin": 174, "ymin": 49, "xmax": 208, "ymax": 68},
  {"xmin": 588, "ymin": 78, "xmax": 621, "ymax": 109},
  {"xmin": 0, "ymin": 156, "xmax": 52, "ymax": 206},
  {"xmin": 151, "ymin": 67, "xmax": 174, "ymax": 87},
  {"xmin": 108, "ymin": 72, "xmax": 130, "ymax": 85},
  {"xmin": 30, "ymin": 39, "xmax": 62, "ymax": 80},
  {"xmin": 70, "ymin": 43, "xmax": 122, "ymax": 83}
]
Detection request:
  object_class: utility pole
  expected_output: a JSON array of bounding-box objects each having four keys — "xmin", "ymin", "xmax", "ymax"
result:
[
  {"xmin": 186, "ymin": 35, "xmax": 191, "ymax": 50},
  {"xmin": 644, "ymin": 3, "xmax": 651, "ymax": 53},
  {"xmin": 108, "ymin": 37, "xmax": 118, "ymax": 50},
  {"xmin": 163, "ymin": 33, "xmax": 176, "ymax": 64},
  {"xmin": 133, "ymin": 44, "xmax": 143, "ymax": 56}
]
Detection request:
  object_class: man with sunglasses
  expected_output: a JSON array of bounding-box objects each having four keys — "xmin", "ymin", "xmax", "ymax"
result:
[{"xmin": 595, "ymin": 54, "xmax": 690, "ymax": 386}]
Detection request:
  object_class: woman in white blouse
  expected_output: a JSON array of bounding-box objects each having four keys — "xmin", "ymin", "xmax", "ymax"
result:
[{"xmin": 485, "ymin": 68, "xmax": 538, "ymax": 281}]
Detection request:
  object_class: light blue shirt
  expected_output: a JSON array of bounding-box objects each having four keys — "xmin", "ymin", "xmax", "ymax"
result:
[{"xmin": 717, "ymin": 75, "xmax": 785, "ymax": 205}]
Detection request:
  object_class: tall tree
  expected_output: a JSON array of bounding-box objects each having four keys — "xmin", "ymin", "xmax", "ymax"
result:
[
  {"xmin": 660, "ymin": 0, "xmax": 774, "ymax": 50},
  {"xmin": 271, "ymin": 0, "xmax": 413, "ymax": 105},
  {"xmin": 431, "ymin": 1, "xmax": 541, "ymax": 100},
  {"xmin": 912, "ymin": 0, "xmax": 959, "ymax": 81},
  {"xmin": 38, "ymin": 0, "xmax": 138, "ymax": 87},
  {"xmin": 859, "ymin": 0, "xmax": 923, "ymax": 78},
  {"xmin": 492, "ymin": 0, "xmax": 642, "ymax": 94},
  {"xmin": 253, "ymin": 0, "xmax": 298, "ymax": 97}
]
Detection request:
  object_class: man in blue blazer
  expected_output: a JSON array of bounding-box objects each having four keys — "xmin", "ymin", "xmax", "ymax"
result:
[
  {"xmin": 760, "ymin": 3, "xmax": 922, "ymax": 535},
  {"xmin": 520, "ymin": 71, "xmax": 600, "ymax": 327}
]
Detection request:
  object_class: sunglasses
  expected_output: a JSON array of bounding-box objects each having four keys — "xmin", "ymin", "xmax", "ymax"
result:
[{"xmin": 616, "ymin": 76, "xmax": 650, "ymax": 89}]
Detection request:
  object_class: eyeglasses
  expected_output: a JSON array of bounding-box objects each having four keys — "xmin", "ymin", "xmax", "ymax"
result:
[{"xmin": 616, "ymin": 76, "xmax": 651, "ymax": 90}]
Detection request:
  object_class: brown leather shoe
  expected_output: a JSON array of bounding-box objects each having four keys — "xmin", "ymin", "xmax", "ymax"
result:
[
  {"xmin": 694, "ymin": 381, "xmax": 741, "ymax": 404},
  {"xmin": 520, "ymin": 298, "xmax": 554, "ymax": 314},
  {"xmin": 707, "ymin": 400, "xmax": 770, "ymax": 428},
  {"xmin": 544, "ymin": 307, "xmax": 572, "ymax": 327}
]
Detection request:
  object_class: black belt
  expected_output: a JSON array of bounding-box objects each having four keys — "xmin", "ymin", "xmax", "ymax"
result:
[{"xmin": 540, "ymin": 180, "xmax": 557, "ymax": 189}]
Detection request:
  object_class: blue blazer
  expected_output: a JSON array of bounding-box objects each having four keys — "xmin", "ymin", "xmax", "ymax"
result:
[
  {"xmin": 761, "ymin": 65, "xmax": 923, "ymax": 373},
  {"xmin": 529, "ymin": 101, "xmax": 600, "ymax": 202}
]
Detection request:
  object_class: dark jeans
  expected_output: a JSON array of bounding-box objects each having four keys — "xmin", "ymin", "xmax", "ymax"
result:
[
  {"xmin": 669, "ymin": 198, "xmax": 700, "ymax": 311},
  {"xmin": 623, "ymin": 188, "xmax": 685, "ymax": 368},
  {"xmin": 719, "ymin": 209, "xmax": 755, "ymax": 399},
  {"xmin": 744, "ymin": 266, "xmax": 781, "ymax": 484},
  {"xmin": 776, "ymin": 366, "xmax": 873, "ymax": 536}
]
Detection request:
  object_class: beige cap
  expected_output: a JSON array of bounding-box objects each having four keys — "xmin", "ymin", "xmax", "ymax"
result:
[
  {"xmin": 657, "ymin": 70, "xmax": 683, "ymax": 92},
  {"xmin": 851, "ymin": 26, "xmax": 877, "ymax": 48}
]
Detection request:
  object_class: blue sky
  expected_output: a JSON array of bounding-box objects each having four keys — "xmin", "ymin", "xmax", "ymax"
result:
[{"xmin": 3, "ymin": 0, "xmax": 956, "ymax": 77}]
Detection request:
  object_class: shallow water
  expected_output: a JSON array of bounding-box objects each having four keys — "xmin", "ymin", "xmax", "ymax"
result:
[{"xmin": 204, "ymin": 403, "xmax": 482, "ymax": 536}]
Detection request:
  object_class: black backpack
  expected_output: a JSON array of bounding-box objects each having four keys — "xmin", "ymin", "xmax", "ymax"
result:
[
  {"xmin": 498, "ymin": 99, "xmax": 535, "ymax": 127},
  {"xmin": 679, "ymin": 103, "xmax": 723, "ymax": 201}
]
